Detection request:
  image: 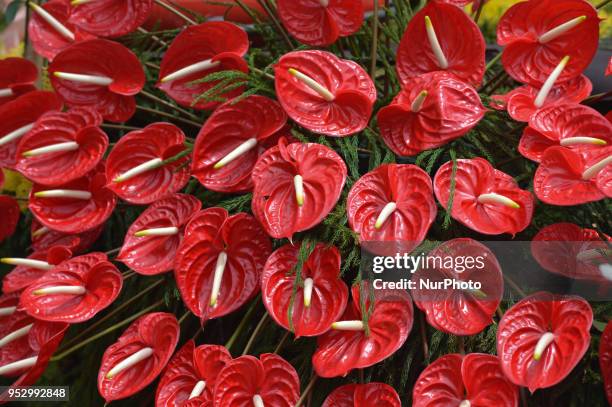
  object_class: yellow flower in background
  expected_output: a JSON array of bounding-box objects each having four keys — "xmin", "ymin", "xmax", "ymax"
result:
[{"xmin": 1, "ymin": 169, "xmax": 32, "ymax": 211}]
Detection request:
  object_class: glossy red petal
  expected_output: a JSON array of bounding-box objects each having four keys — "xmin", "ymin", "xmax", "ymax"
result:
[
  {"xmin": 397, "ymin": 1, "xmax": 485, "ymax": 86},
  {"xmin": 434, "ymin": 157, "xmax": 534, "ymax": 235},
  {"xmin": 49, "ymin": 39, "xmax": 145, "ymax": 122},
  {"xmin": 192, "ymin": 95, "xmax": 287, "ymax": 193},
  {"xmin": 0, "ymin": 195, "xmax": 19, "ymax": 243},
  {"xmin": 175, "ymin": 207, "xmax": 272, "ymax": 320},
  {"xmin": 105, "ymin": 123, "xmax": 190, "ymax": 204},
  {"xmin": 29, "ymin": 166, "xmax": 117, "ymax": 233},
  {"xmin": 0, "ymin": 309, "xmax": 34, "ymax": 372},
  {"xmin": 0, "ymin": 91, "xmax": 62, "ymax": 168},
  {"xmin": 158, "ymin": 22, "xmax": 249, "ymax": 110},
  {"xmin": 412, "ymin": 239, "xmax": 503, "ymax": 335},
  {"xmin": 15, "ymin": 107, "xmax": 108, "ymax": 186},
  {"xmin": 346, "ymin": 164, "xmax": 436, "ymax": 253},
  {"xmin": 213, "ymin": 353, "xmax": 300, "ymax": 407},
  {"xmin": 274, "ymin": 50, "xmax": 376, "ymax": 136},
  {"xmin": 497, "ymin": 0, "xmax": 599, "ymax": 86},
  {"xmin": 31, "ymin": 219, "xmax": 103, "ymax": 253},
  {"xmin": 533, "ymin": 146, "xmax": 611, "ymax": 205},
  {"xmin": 600, "ymin": 321, "xmax": 612, "ymax": 406},
  {"xmin": 262, "ymin": 242, "xmax": 349, "ymax": 337},
  {"xmin": 497, "ymin": 292, "xmax": 593, "ymax": 392},
  {"xmin": 118, "ymin": 194, "xmax": 201, "ymax": 275},
  {"xmin": 378, "ymin": 72, "xmax": 485, "ymax": 156},
  {"xmin": 277, "ymin": 0, "xmax": 363, "ymax": 46},
  {"xmin": 312, "ymin": 283, "xmax": 413, "ymax": 377},
  {"xmin": 69, "ymin": 0, "xmax": 153, "ymax": 38},
  {"xmin": 2, "ymin": 247, "xmax": 72, "ymax": 294},
  {"xmin": 251, "ymin": 139, "xmax": 347, "ymax": 239},
  {"xmin": 98, "ymin": 312, "xmax": 180, "ymax": 402},
  {"xmin": 0, "ymin": 58, "xmax": 37, "ymax": 106},
  {"xmin": 322, "ymin": 382, "xmax": 401, "ymax": 407}
]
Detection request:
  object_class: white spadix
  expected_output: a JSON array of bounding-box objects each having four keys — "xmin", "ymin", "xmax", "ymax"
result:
[
  {"xmin": 0, "ymin": 356, "xmax": 37, "ymax": 376},
  {"xmin": 0, "ymin": 258, "xmax": 52, "ymax": 270},
  {"xmin": 134, "ymin": 227, "xmax": 179, "ymax": 237},
  {"xmin": 161, "ymin": 59, "xmax": 221, "ymax": 83},
  {"xmin": 411, "ymin": 90, "xmax": 428, "ymax": 112},
  {"xmin": 252, "ymin": 395, "xmax": 264, "ymax": 407},
  {"xmin": 71, "ymin": 0, "xmax": 95, "ymax": 5},
  {"xmin": 0, "ymin": 89, "xmax": 13, "ymax": 98},
  {"xmin": 319, "ymin": 0, "xmax": 329, "ymax": 6},
  {"xmin": 0, "ymin": 123, "xmax": 35, "ymax": 147},
  {"xmin": 331, "ymin": 320, "xmax": 365, "ymax": 331},
  {"xmin": 582, "ymin": 155, "xmax": 612, "ymax": 180},
  {"xmin": 210, "ymin": 251, "xmax": 228, "ymax": 307},
  {"xmin": 0, "ymin": 306, "xmax": 16, "ymax": 317},
  {"xmin": 375, "ymin": 202, "xmax": 397, "ymax": 229},
  {"xmin": 294, "ymin": 175, "xmax": 304, "ymax": 207},
  {"xmin": 288, "ymin": 68, "xmax": 335, "ymax": 102},
  {"xmin": 33, "ymin": 285, "xmax": 86, "ymax": 296},
  {"xmin": 477, "ymin": 193, "xmax": 520, "ymax": 209},
  {"xmin": 34, "ymin": 189, "xmax": 92, "ymax": 200},
  {"xmin": 459, "ymin": 401, "xmax": 471, "ymax": 407},
  {"xmin": 32, "ymin": 226, "xmax": 50, "ymax": 238},
  {"xmin": 53, "ymin": 71, "xmax": 113, "ymax": 86},
  {"xmin": 106, "ymin": 347, "xmax": 154, "ymax": 379},
  {"xmin": 29, "ymin": 2, "xmax": 75, "ymax": 41},
  {"xmin": 113, "ymin": 158, "xmax": 163, "ymax": 183},
  {"xmin": 539, "ymin": 16, "xmax": 587, "ymax": 44},
  {"xmin": 560, "ymin": 137, "xmax": 607, "ymax": 147},
  {"xmin": 188, "ymin": 380, "xmax": 206, "ymax": 399},
  {"xmin": 424, "ymin": 16, "xmax": 448, "ymax": 69},
  {"xmin": 0, "ymin": 324, "xmax": 33, "ymax": 348},
  {"xmin": 214, "ymin": 138, "xmax": 257, "ymax": 169},
  {"xmin": 534, "ymin": 56, "xmax": 570, "ymax": 108},
  {"xmin": 22, "ymin": 141, "xmax": 79, "ymax": 157},
  {"xmin": 533, "ymin": 332, "xmax": 555, "ymax": 361},
  {"xmin": 303, "ymin": 277, "xmax": 314, "ymax": 307}
]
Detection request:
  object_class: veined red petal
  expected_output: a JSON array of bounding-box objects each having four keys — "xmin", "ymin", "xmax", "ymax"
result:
[
  {"xmin": 0, "ymin": 58, "xmax": 37, "ymax": 106},
  {"xmin": 322, "ymin": 382, "xmax": 401, "ymax": 407},
  {"xmin": 30, "ymin": 219, "xmax": 102, "ymax": 254},
  {"xmin": 2, "ymin": 246, "xmax": 72, "ymax": 294},
  {"xmin": 600, "ymin": 321, "xmax": 612, "ymax": 406},
  {"xmin": 69, "ymin": 0, "xmax": 153, "ymax": 38}
]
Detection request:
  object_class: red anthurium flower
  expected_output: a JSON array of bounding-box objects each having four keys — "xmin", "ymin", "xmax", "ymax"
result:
[
  {"xmin": 378, "ymin": 72, "xmax": 484, "ymax": 156},
  {"xmin": 607, "ymin": 56, "xmax": 612, "ymax": 76},
  {"xmin": 276, "ymin": 0, "xmax": 363, "ymax": 46},
  {"xmin": 261, "ymin": 242, "xmax": 349, "ymax": 337},
  {"xmin": 0, "ymin": 292, "xmax": 20, "ymax": 322},
  {"xmin": 531, "ymin": 223, "xmax": 611, "ymax": 282},
  {"xmin": 434, "ymin": 158, "xmax": 534, "ymax": 235},
  {"xmin": 15, "ymin": 107, "xmax": 108, "ymax": 186},
  {"xmin": 497, "ymin": 292, "xmax": 592, "ymax": 392},
  {"xmin": 0, "ymin": 196, "xmax": 19, "ymax": 243},
  {"xmin": 0, "ymin": 308, "xmax": 35, "ymax": 373},
  {"xmin": 175, "ymin": 207, "xmax": 272, "ymax": 321},
  {"xmin": 19, "ymin": 253, "xmax": 122, "ymax": 323},
  {"xmin": 49, "ymin": 39, "xmax": 145, "ymax": 122},
  {"xmin": 600, "ymin": 321, "xmax": 612, "ymax": 406},
  {"xmin": 105, "ymin": 123, "xmax": 190, "ymax": 204},
  {"xmin": 158, "ymin": 22, "xmax": 249, "ymax": 110},
  {"xmin": 312, "ymin": 283, "xmax": 413, "ymax": 378},
  {"xmin": 274, "ymin": 50, "xmax": 376, "ymax": 136},
  {"xmin": 213, "ymin": 353, "xmax": 300, "ymax": 407},
  {"xmin": 520, "ymin": 103, "xmax": 610, "ymax": 162},
  {"xmin": 413, "ymin": 353, "xmax": 519, "ymax": 407},
  {"xmin": 98, "ymin": 312, "xmax": 179, "ymax": 402},
  {"xmin": 31, "ymin": 219, "xmax": 103, "ymax": 254},
  {"xmin": 29, "ymin": 165, "xmax": 117, "ymax": 233},
  {"xmin": 155, "ymin": 340, "xmax": 232, "ymax": 407},
  {"xmin": 497, "ymin": 0, "xmax": 599, "ymax": 87},
  {"xmin": 534, "ymin": 146, "xmax": 611, "ymax": 205},
  {"xmin": 2, "ymin": 246, "xmax": 72, "ymax": 294},
  {"xmin": 346, "ymin": 164, "xmax": 437, "ymax": 254},
  {"xmin": 191, "ymin": 95, "xmax": 287, "ymax": 193},
  {"xmin": 69, "ymin": 0, "xmax": 153, "ymax": 38},
  {"xmin": 28, "ymin": 0, "xmax": 95, "ymax": 61},
  {"xmin": 322, "ymin": 382, "xmax": 401, "ymax": 407},
  {"xmin": 412, "ymin": 238, "xmax": 503, "ymax": 336},
  {"xmin": 396, "ymin": 1, "xmax": 485, "ymax": 87},
  {"xmin": 0, "ymin": 58, "xmax": 37, "ymax": 106},
  {"xmin": 0, "ymin": 91, "xmax": 62, "ymax": 169},
  {"xmin": 118, "ymin": 194, "xmax": 201, "ymax": 275},
  {"xmin": 252, "ymin": 138, "xmax": 347, "ymax": 240}
]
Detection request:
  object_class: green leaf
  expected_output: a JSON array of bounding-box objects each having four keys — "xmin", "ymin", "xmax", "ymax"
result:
[{"xmin": 4, "ymin": 0, "xmax": 21, "ymax": 25}]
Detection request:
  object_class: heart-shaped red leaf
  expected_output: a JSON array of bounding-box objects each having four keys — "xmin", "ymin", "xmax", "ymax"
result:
[
  {"xmin": 31, "ymin": 219, "xmax": 103, "ymax": 254},
  {"xmin": 322, "ymin": 382, "xmax": 401, "ymax": 407},
  {"xmin": 601, "ymin": 321, "xmax": 612, "ymax": 406},
  {"xmin": 0, "ymin": 58, "xmax": 37, "ymax": 106},
  {"xmin": 69, "ymin": 0, "xmax": 153, "ymax": 38},
  {"xmin": 2, "ymin": 246, "xmax": 72, "ymax": 294}
]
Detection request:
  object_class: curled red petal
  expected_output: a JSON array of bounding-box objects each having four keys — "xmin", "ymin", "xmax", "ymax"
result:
[
  {"xmin": 31, "ymin": 218, "xmax": 103, "ymax": 253},
  {"xmin": 0, "ymin": 91, "xmax": 62, "ymax": 169},
  {"xmin": 175, "ymin": 207, "xmax": 272, "ymax": 320},
  {"xmin": 0, "ymin": 58, "xmax": 37, "ymax": 106},
  {"xmin": 158, "ymin": 22, "xmax": 249, "ymax": 110},
  {"xmin": 191, "ymin": 95, "xmax": 287, "ymax": 193},
  {"xmin": 497, "ymin": 0, "xmax": 599, "ymax": 86},
  {"xmin": 251, "ymin": 139, "xmax": 347, "ymax": 239},
  {"xmin": 312, "ymin": 283, "xmax": 413, "ymax": 378},
  {"xmin": 322, "ymin": 382, "xmax": 401, "ymax": 407},
  {"xmin": 2, "ymin": 246, "xmax": 72, "ymax": 294},
  {"xmin": 600, "ymin": 321, "xmax": 612, "ymax": 406},
  {"xmin": 98, "ymin": 312, "xmax": 180, "ymax": 402},
  {"xmin": 16, "ymin": 107, "xmax": 108, "ymax": 186},
  {"xmin": 261, "ymin": 242, "xmax": 349, "ymax": 337},
  {"xmin": 277, "ymin": 0, "xmax": 363, "ymax": 46},
  {"xmin": 396, "ymin": 1, "xmax": 485, "ymax": 87},
  {"xmin": 105, "ymin": 123, "xmax": 190, "ymax": 204},
  {"xmin": 433, "ymin": 157, "xmax": 534, "ymax": 235},
  {"xmin": 274, "ymin": 50, "xmax": 376, "ymax": 136},
  {"xmin": 213, "ymin": 353, "xmax": 300, "ymax": 407},
  {"xmin": 69, "ymin": 0, "xmax": 153, "ymax": 38},
  {"xmin": 49, "ymin": 39, "xmax": 145, "ymax": 122},
  {"xmin": 0, "ymin": 195, "xmax": 19, "ymax": 243},
  {"xmin": 118, "ymin": 193, "xmax": 201, "ymax": 275}
]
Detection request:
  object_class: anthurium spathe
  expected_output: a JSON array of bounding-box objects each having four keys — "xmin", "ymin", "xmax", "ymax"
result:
[
  {"xmin": 322, "ymin": 382, "xmax": 401, "ymax": 407},
  {"xmin": 30, "ymin": 219, "xmax": 103, "ymax": 254},
  {"xmin": 0, "ymin": 58, "xmax": 37, "ymax": 106},
  {"xmin": 601, "ymin": 321, "xmax": 612, "ymax": 406},
  {"xmin": 274, "ymin": 50, "xmax": 376, "ymax": 136},
  {"xmin": 1, "ymin": 246, "xmax": 72, "ymax": 294},
  {"xmin": 69, "ymin": 0, "xmax": 153, "ymax": 38},
  {"xmin": 0, "ymin": 196, "xmax": 19, "ymax": 244}
]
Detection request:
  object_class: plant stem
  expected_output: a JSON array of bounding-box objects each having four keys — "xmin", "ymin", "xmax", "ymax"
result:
[
  {"xmin": 242, "ymin": 312, "xmax": 269, "ymax": 355},
  {"xmin": 473, "ymin": 0, "xmax": 485, "ymax": 23},
  {"xmin": 136, "ymin": 106, "xmax": 201, "ymax": 128},
  {"xmin": 250, "ymin": 66, "xmax": 275, "ymax": 81},
  {"xmin": 137, "ymin": 27, "xmax": 168, "ymax": 47},
  {"xmin": 256, "ymin": 0, "xmax": 294, "ymax": 49},
  {"xmin": 225, "ymin": 296, "xmax": 260, "ymax": 351},
  {"xmin": 485, "ymin": 50, "xmax": 503, "ymax": 72},
  {"xmin": 105, "ymin": 247, "xmax": 120, "ymax": 256},
  {"xmin": 274, "ymin": 330, "xmax": 291, "ymax": 354},
  {"xmin": 419, "ymin": 312, "xmax": 429, "ymax": 363},
  {"xmin": 295, "ymin": 375, "xmax": 318, "ymax": 407},
  {"xmin": 140, "ymin": 90, "xmax": 201, "ymax": 121},
  {"xmin": 370, "ymin": 0, "xmax": 380, "ymax": 79},
  {"xmin": 596, "ymin": 0, "xmax": 611, "ymax": 9},
  {"xmin": 458, "ymin": 336, "xmax": 465, "ymax": 355},
  {"xmin": 101, "ymin": 123, "xmax": 139, "ymax": 131},
  {"xmin": 153, "ymin": 0, "xmax": 197, "ymax": 25},
  {"xmin": 178, "ymin": 310, "xmax": 191, "ymax": 324},
  {"xmin": 504, "ymin": 274, "xmax": 527, "ymax": 298}
]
